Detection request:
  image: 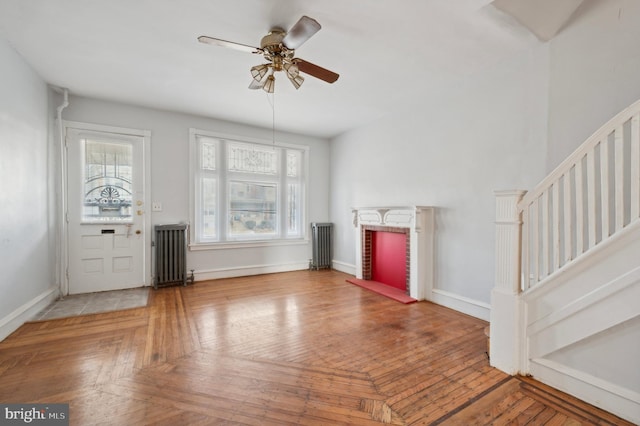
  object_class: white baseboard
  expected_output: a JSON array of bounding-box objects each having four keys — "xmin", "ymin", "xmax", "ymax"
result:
[
  {"xmin": 0, "ymin": 286, "xmax": 59, "ymax": 342},
  {"xmin": 331, "ymin": 260, "xmax": 356, "ymax": 275},
  {"xmin": 431, "ymin": 289, "xmax": 491, "ymax": 321},
  {"xmin": 194, "ymin": 261, "xmax": 310, "ymax": 281},
  {"xmin": 530, "ymin": 358, "xmax": 640, "ymax": 424}
]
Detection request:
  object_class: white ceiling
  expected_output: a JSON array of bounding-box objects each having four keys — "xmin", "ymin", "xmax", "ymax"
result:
[{"xmin": 0, "ymin": 1, "xmax": 582, "ymax": 138}]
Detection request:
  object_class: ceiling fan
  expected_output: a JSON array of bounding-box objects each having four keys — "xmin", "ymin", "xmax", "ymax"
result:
[{"xmin": 198, "ymin": 16, "xmax": 339, "ymax": 93}]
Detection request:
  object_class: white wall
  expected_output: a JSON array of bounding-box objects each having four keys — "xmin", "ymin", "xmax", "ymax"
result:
[
  {"xmin": 61, "ymin": 96, "xmax": 331, "ymax": 280},
  {"xmin": 547, "ymin": 0, "xmax": 640, "ymax": 171},
  {"xmin": 330, "ymin": 46, "xmax": 549, "ymax": 318},
  {"xmin": 547, "ymin": 316, "xmax": 640, "ymax": 395},
  {"xmin": 0, "ymin": 38, "xmax": 57, "ymax": 339}
]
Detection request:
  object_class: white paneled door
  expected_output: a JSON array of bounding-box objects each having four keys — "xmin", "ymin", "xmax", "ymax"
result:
[{"xmin": 66, "ymin": 124, "xmax": 150, "ymax": 294}]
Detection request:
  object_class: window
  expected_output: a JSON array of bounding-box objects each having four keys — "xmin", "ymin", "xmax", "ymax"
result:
[
  {"xmin": 82, "ymin": 139, "xmax": 133, "ymax": 222},
  {"xmin": 190, "ymin": 129, "xmax": 307, "ymax": 245}
]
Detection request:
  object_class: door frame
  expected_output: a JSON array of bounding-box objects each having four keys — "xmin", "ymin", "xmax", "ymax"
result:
[{"xmin": 62, "ymin": 120, "xmax": 152, "ymax": 295}]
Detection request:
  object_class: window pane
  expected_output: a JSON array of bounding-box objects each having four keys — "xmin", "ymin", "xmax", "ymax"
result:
[
  {"xmin": 287, "ymin": 183, "xmax": 301, "ymax": 236},
  {"xmin": 287, "ymin": 150, "xmax": 300, "ymax": 177},
  {"xmin": 227, "ymin": 142, "xmax": 277, "ymax": 175},
  {"xmin": 228, "ymin": 181, "xmax": 277, "ymax": 237},
  {"xmin": 82, "ymin": 139, "xmax": 133, "ymax": 222},
  {"xmin": 201, "ymin": 141, "xmax": 216, "ymax": 170},
  {"xmin": 201, "ymin": 177, "xmax": 216, "ymax": 239}
]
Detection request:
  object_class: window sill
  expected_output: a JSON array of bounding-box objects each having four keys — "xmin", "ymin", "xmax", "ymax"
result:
[{"xmin": 189, "ymin": 238, "xmax": 309, "ymax": 251}]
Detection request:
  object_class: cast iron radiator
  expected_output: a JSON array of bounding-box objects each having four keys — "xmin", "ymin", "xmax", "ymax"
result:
[
  {"xmin": 153, "ymin": 224, "xmax": 192, "ymax": 289},
  {"xmin": 310, "ymin": 222, "xmax": 333, "ymax": 270}
]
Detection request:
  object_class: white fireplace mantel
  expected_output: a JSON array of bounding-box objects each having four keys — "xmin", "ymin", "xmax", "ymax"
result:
[{"xmin": 352, "ymin": 206, "xmax": 435, "ymax": 300}]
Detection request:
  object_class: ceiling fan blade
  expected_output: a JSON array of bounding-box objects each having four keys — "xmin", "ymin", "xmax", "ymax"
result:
[
  {"xmin": 294, "ymin": 59, "xmax": 339, "ymax": 83},
  {"xmin": 282, "ymin": 16, "xmax": 321, "ymax": 50},
  {"xmin": 198, "ymin": 36, "xmax": 261, "ymax": 54}
]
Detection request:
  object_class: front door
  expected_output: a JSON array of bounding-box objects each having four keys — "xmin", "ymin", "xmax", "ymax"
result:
[{"xmin": 66, "ymin": 124, "xmax": 149, "ymax": 294}]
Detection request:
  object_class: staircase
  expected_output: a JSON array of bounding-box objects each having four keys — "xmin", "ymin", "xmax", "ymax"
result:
[{"xmin": 491, "ymin": 100, "xmax": 640, "ymax": 424}]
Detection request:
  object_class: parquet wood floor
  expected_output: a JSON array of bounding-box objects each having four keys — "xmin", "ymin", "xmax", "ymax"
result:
[{"xmin": 0, "ymin": 270, "xmax": 632, "ymax": 425}]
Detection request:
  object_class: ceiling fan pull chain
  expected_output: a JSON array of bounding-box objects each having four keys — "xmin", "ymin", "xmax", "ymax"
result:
[{"xmin": 272, "ymin": 91, "xmax": 276, "ymax": 147}]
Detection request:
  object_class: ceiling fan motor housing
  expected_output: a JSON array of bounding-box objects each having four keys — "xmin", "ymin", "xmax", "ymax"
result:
[
  {"xmin": 260, "ymin": 28, "xmax": 295, "ymax": 72},
  {"xmin": 260, "ymin": 28, "xmax": 286, "ymax": 51}
]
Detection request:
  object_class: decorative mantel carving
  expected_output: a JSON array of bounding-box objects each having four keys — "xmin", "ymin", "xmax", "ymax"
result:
[
  {"xmin": 351, "ymin": 206, "xmax": 427, "ymax": 228},
  {"xmin": 352, "ymin": 206, "xmax": 435, "ymax": 301}
]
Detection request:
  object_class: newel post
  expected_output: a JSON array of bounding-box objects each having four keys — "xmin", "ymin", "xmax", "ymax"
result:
[{"xmin": 490, "ymin": 190, "xmax": 526, "ymax": 374}]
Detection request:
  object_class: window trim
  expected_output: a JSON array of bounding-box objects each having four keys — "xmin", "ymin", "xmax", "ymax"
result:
[{"xmin": 189, "ymin": 128, "xmax": 309, "ymax": 250}]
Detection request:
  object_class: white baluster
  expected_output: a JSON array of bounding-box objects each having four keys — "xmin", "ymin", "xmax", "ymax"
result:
[
  {"xmin": 587, "ymin": 149, "xmax": 597, "ymax": 248},
  {"xmin": 631, "ymin": 113, "xmax": 640, "ymax": 220},
  {"xmin": 600, "ymin": 138, "xmax": 610, "ymax": 239},
  {"xmin": 614, "ymin": 125, "xmax": 624, "ymax": 231},
  {"xmin": 552, "ymin": 181, "xmax": 560, "ymax": 272},
  {"xmin": 563, "ymin": 171, "xmax": 572, "ymax": 264},
  {"xmin": 575, "ymin": 159, "xmax": 584, "ymax": 255},
  {"xmin": 541, "ymin": 190, "xmax": 549, "ymax": 278}
]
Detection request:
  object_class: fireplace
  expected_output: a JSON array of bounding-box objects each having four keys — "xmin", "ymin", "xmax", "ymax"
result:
[
  {"xmin": 352, "ymin": 206, "xmax": 435, "ymax": 300},
  {"xmin": 361, "ymin": 225, "xmax": 410, "ymax": 293}
]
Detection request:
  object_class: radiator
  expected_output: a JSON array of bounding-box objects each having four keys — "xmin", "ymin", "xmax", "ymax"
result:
[
  {"xmin": 154, "ymin": 224, "xmax": 192, "ymax": 289},
  {"xmin": 310, "ymin": 222, "xmax": 333, "ymax": 270}
]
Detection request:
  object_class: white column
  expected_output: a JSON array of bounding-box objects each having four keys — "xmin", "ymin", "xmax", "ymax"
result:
[
  {"xmin": 490, "ymin": 190, "xmax": 526, "ymax": 375},
  {"xmin": 352, "ymin": 209, "xmax": 363, "ymax": 279}
]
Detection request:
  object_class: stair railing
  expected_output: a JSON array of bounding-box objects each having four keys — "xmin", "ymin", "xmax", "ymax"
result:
[{"xmin": 518, "ymin": 100, "xmax": 640, "ymax": 291}]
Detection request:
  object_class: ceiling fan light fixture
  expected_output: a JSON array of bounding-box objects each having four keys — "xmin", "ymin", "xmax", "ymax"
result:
[
  {"xmin": 263, "ymin": 75, "xmax": 275, "ymax": 93},
  {"xmin": 287, "ymin": 73, "xmax": 304, "ymax": 90},
  {"xmin": 248, "ymin": 78, "xmax": 265, "ymax": 90},
  {"xmin": 283, "ymin": 62, "xmax": 300, "ymax": 79},
  {"xmin": 249, "ymin": 66, "xmax": 271, "ymax": 90},
  {"xmin": 250, "ymin": 64, "xmax": 270, "ymax": 82}
]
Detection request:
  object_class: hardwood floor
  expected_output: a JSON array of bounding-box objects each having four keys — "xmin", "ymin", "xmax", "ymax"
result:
[{"xmin": 0, "ymin": 270, "xmax": 632, "ymax": 425}]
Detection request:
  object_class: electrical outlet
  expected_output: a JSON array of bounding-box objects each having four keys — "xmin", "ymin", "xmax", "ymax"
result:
[{"xmin": 152, "ymin": 202, "xmax": 162, "ymax": 212}]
